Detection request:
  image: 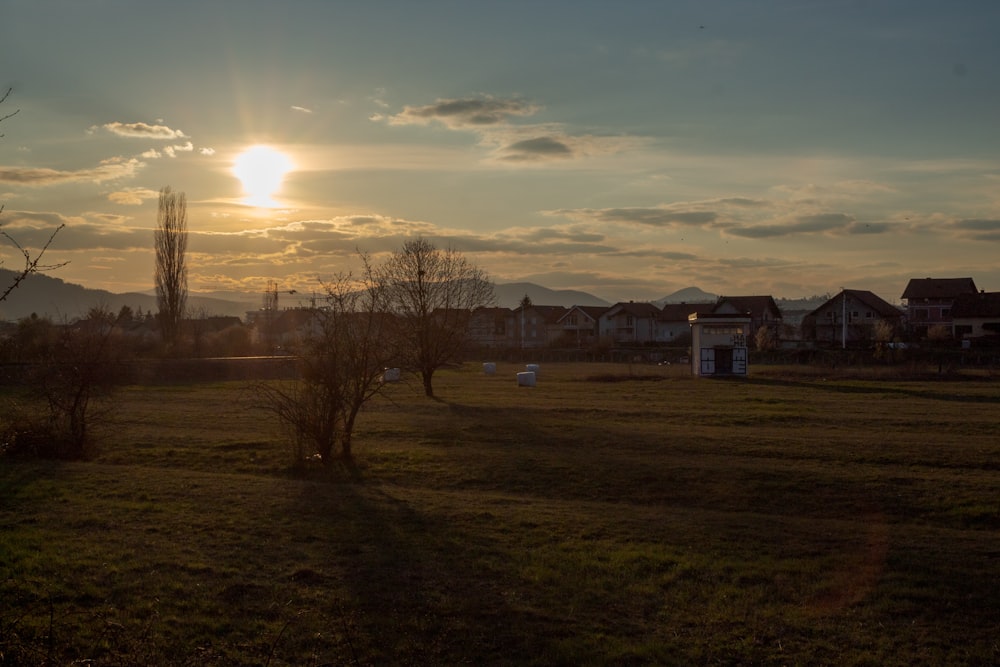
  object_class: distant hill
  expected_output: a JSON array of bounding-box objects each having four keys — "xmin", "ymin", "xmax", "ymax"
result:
[
  {"xmin": 0, "ymin": 272, "xmax": 612, "ymax": 321},
  {"xmin": 0, "ymin": 270, "xmax": 828, "ymax": 322},
  {"xmin": 0, "ymin": 269, "xmax": 255, "ymax": 322},
  {"xmin": 493, "ymin": 282, "xmax": 611, "ymax": 309},
  {"xmin": 655, "ymin": 286, "xmax": 718, "ymax": 306}
]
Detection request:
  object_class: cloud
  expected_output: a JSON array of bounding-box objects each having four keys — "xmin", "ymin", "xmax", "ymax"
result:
[
  {"xmin": 726, "ymin": 212, "xmax": 855, "ymax": 239},
  {"xmin": 291, "ymin": 105, "xmax": 314, "ymax": 114},
  {"xmin": 200, "ymin": 147, "xmax": 216, "ymax": 156},
  {"xmin": 107, "ymin": 187, "xmax": 159, "ymax": 206},
  {"xmin": 716, "ymin": 197, "xmax": 771, "ymax": 208},
  {"xmin": 99, "ymin": 121, "xmax": 187, "ymax": 140},
  {"xmin": 387, "ymin": 96, "xmax": 540, "ymax": 129},
  {"xmin": 0, "ymin": 211, "xmax": 147, "ymax": 251},
  {"xmin": 950, "ymin": 218, "xmax": 1000, "ymax": 241},
  {"xmin": 516, "ymin": 226, "xmax": 605, "ymax": 244},
  {"xmin": 549, "ymin": 206, "xmax": 717, "ymax": 228},
  {"xmin": 163, "ymin": 142, "xmax": 194, "ymax": 158},
  {"xmin": 381, "ymin": 94, "xmax": 643, "ymax": 165},
  {"xmin": 846, "ymin": 221, "xmax": 893, "ymax": 235},
  {"xmin": 0, "ymin": 157, "xmax": 143, "ymax": 186},
  {"xmin": 500, "ymin": 136, "xmax": 573, "ymax": 161},
  {"xmin": 951, "ymin": 218, "xmax": 1000, "ymax": 231}
]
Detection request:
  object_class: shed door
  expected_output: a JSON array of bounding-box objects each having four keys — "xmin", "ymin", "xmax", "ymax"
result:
[
  {"xmin": 732, "ymin": 346, "xmax": 747, "ymax": 375},
  {"xmin": 700, "ymin": 347, "xmax": 715, "ymax": 375}
]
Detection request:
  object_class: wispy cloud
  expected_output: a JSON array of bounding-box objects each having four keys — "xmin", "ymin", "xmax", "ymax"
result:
[
  {"xmin": 387, "ymin": 96, "xmax": 540, "ymax": 129},
  {"xmin": 0, "ymin": 157, "xmax": 143, "ymax": 186},
  {"xmin": 290, "ymin": 105, "xmax": 314, "ymax": 114},
  {"xmin": 726, "ymin": 212, "xmax": 856, "ymax": 239},
  {"xmin": 501, "ymin": 136, "xmax": 573, "ymax": 161},
  {"xmin": 163, "ymin": 142, "xmax": 194, "ymax": 158},
  {"xmin": 98, "ymin": 121, "xmax": 187, "ymax": 140},
  {"xmin": 380, "ymin": 94, "xmax": 644, "ymax": 164},
  {"xmin": 949, "ymin": 217, "xmax": 1000, "ymax": 241},
  {"xmin": 107, "ymin": 187, "xmax": 159, "ymax": 205},
  {"xmin": 548, "ymin": 205, "xmax": 718, "ymax": 228}
]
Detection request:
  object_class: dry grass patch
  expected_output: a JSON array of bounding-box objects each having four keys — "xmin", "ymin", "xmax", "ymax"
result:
[{"xmin": 1, "ymin": 362, "xmax": 998, "ymax": 664}]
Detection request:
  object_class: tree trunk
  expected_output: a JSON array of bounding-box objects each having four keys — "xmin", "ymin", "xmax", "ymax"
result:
[
  {"xmin": 341, "ymin": 431, "xmax": 352, "ymax": 460},
  {"xmin": 421, "ymin": 370, "xmax": 434, "ymax": 398}
]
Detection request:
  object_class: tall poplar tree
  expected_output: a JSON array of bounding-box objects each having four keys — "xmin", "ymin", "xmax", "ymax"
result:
[{"xmin": 154, "ymin": 186, "xmax": 188, "ymax": 351}]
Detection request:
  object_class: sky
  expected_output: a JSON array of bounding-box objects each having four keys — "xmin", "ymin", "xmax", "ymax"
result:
[{"xmin": 2, "ymin": 0, "xmax": 999, "ymax": 306}]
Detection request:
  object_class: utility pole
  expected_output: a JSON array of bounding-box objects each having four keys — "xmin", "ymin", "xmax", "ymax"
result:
[{"xmin": 841, "ymin": 289, "xmax": 847, "ymax": 350}]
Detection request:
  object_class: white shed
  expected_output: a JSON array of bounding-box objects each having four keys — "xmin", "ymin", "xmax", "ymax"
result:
[{"xmin": 688, "ymin": 312, "xmax": 751, "ymax": 377}]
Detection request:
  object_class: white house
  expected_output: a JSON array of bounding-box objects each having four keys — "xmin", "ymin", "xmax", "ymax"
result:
[{"xmin": 689, "ymin": 312, "xmax": 751, "ymax": 376}]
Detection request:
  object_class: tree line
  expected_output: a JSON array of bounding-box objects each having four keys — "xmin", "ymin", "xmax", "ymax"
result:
[
  {"xmin": 2, "ymin": 89, "xmax": 495, "ymax": 463},
  {"xmin": 2, "ymin": 220, "xmax": 495, "ymax": 462}
]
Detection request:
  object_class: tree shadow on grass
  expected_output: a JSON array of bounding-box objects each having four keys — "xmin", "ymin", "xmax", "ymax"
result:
[{"xmin": 284, "ymin": 470, "xmax": 561, "ymax": 665}]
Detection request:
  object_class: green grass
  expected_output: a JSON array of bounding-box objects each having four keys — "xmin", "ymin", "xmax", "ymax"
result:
[{"xmin": 1, "ymin": 362, "xmax": 999, "ymax": 665}]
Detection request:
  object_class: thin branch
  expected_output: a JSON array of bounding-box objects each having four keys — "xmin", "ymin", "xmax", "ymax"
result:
[
  {"xmin": 0, "ymin": 87, "xmax": 18, "ymax": 136},
  {"xmin": 0, "ymin": 217, "xmax": 67, "ymax": 302}
]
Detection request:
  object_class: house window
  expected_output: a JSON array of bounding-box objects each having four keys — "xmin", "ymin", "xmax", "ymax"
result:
[
  {"xmin": 915, "ymin": 308, "xmax": 929, "ymax": 320},
  {"xmin": 568, "ymin": 314, "xmax": 578, "ymax": 325},
  {"xmin": 941, "ymin": 308, "xmax": 951, "ymax": 318},
  {"xmin": 865, "ymin": 311, "xmax": 874, "ymax": 319},
  {"xmin": 827, "ymin": 311, "xmax": 835, "ymax": 319},
  {"xmin": 626, "ymin": 315, "xmax": 634, "ymax": 326}
]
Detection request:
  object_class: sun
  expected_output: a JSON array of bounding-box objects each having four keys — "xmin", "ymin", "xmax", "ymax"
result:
[{"xmin": 232, "ymin": 145, "xmax": 294, "ymax": 207}]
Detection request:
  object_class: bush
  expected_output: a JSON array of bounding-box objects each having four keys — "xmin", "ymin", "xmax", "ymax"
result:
[{"xmin": 0, "ymin": 401, "xmax": 77, "ymax": 459}]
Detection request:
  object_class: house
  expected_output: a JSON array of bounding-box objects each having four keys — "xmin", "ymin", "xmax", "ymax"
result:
[
  {"xmin": 557, "ymin": 305, "xmax": 607, "ymax": 347},
  {"xmin": 901, "ymin": 277, "xmax": 978, "ymax": 337},
  {"xmin": 468, "ymin": 306, "xmax": 513, "ymax": 348},
  {"xmin": 802, "ymin": 289, "xmax": 902, "ymax": 347},
  {"xmin": 713, "ymin": 295, "xmax": 782, "ymax": 346},
  {"xmin": 511, "ymin": 304, "xmax": 568, "ymax": 348},
  {"xmin": 689, "ymin": 312, "xmax": 750, "ymax": 376},
  {"xmin": 950, "ymin": 291, "xmax": 1000, "ymax": 341},
  {"xmin": 658, "ymin": 302, "xmax": 715, "ymax": 344},
  {"xmin": 599, "ymin": 302, "xmax": 661, "ymax": 344}
]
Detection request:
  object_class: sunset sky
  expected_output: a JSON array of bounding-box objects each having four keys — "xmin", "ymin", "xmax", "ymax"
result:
[{"xmin": 2, "ymin": 1, "xmax": 999, "ymax": 306}]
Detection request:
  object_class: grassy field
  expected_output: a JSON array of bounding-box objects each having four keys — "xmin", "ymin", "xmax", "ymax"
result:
[{"xmin": 1, "ymin": 362, "xmax": 998, "ymax": 665}]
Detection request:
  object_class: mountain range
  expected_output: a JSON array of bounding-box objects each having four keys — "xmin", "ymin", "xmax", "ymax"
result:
[{"xmin": 0, "ymin": 269, "xmax": 821, "ymax": 322}]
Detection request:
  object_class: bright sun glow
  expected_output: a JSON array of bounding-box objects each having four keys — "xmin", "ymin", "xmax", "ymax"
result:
[{"xmin": 232, "ymin": 145, "xmax": 294, "ymax": 207}]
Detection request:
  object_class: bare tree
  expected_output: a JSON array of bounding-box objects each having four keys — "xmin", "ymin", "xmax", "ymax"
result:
[
  {"xmin": 6, "ymin": 307, "xmax": 134, "ymax": 460},
  {"xmin": 255, "ymin": 257, "xmax": 397, "ymax": 464},
  {"xmin": 379, "ymin": 238, "xmax": 495, "ymax": 397},
  {"xmin": 0, "ymin": 88, "xmax": 65, "ymax": 302},
  {"xmin": 154, "ymin": 186, "xmax": 188, "ymax": 351}
]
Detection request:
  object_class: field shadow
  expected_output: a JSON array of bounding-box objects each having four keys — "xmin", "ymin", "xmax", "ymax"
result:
[
  {"xmin": 748, "ymin": 376, "xmax": 1000, "ymax": 404},
  {"xmin": 285, "ymin": 475, "xmax": 548, "ymax": 664}
]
